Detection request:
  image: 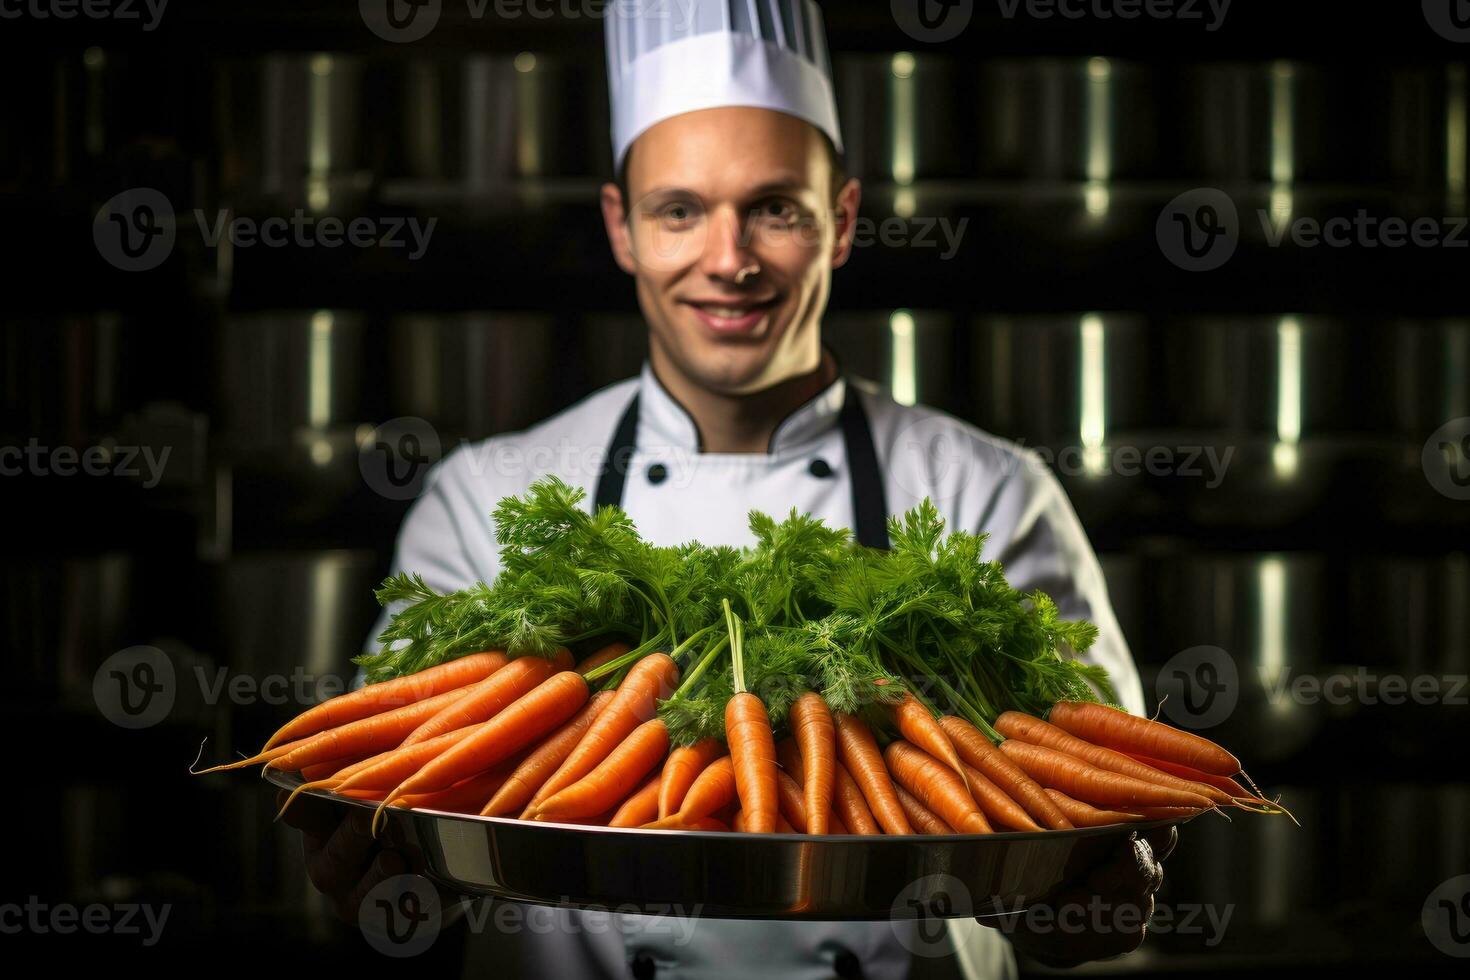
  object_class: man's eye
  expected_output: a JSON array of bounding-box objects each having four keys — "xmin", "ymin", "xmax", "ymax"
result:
[{"xmin": 659, "ymin": 203, "xmax": 695, "ymax": 223}]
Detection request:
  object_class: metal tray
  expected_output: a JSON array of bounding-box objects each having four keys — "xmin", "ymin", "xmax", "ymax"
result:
[{"xmin": 267, "ymin": 770, "xmax": 1193, "ymax": 920}]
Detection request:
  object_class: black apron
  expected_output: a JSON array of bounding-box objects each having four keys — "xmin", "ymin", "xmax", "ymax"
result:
[{"xmin": 593, "ymin": 379, "xmax": 891, "ymax": 550}]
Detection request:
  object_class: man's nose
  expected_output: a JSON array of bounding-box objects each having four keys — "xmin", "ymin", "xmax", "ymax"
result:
[{"xmin": 698, "ymin": 206, "xmax": 757, "ymax": 283}]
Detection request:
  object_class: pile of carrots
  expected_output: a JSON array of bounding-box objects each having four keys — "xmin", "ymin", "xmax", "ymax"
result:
[{"xmin": 197, "ymin": 639, "xmax": 1290, "ymax": 836}]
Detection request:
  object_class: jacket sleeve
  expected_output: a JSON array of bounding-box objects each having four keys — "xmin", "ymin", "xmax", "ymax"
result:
[{"xmin": 977, "ymin": 448, "xmax": 1146, "ymax": 716}]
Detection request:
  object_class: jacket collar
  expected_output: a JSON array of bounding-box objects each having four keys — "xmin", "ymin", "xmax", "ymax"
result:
[{"xmin": 636, "ymin": 359, "xmax": 847, "ymax": 455}]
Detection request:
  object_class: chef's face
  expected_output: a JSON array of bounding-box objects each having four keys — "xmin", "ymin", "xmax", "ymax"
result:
[{"xmin": 601, "ymin": 107, "xmax": 861, "ymax": 395}]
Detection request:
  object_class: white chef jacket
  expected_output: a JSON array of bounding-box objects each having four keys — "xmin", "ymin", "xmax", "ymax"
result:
[{"xmin": 364, "ymin": 361, "xmax": 1145, "ymax": 980}]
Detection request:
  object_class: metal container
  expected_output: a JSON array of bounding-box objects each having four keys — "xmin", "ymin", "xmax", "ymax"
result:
[
  {"xmin": 972, "ymin": 313, "xmax": 1153, "ymax": 444},
  {"xmin": 825, "ymin": 311, "xmax": 954, "ymax": 412},
  {"xmin": 267, "ymin": 771, "xmax": 1194, "ymax": 920},
  {"xmin": 973, "ymin": 58, "xmax": 1159, "ymax": 182},
  {"xmin": 1146, "ymin": 554, "xmax": 1328, "ymax": 762},
  {"xmin": 1176, "ymin": 63, "xmax": 1347, "ymax": 185},
  {"xmin": 1161, "ymin": 315, "xmax": 1353, "ymax": 437},
  {"xmin": 214, "ymin": 54, "xmax": 373, "ymax": 211},
  {"xmin": 834, "ymin": 54, "xmax": 977, "ymax": 181},
  {"xmin": 388, "ymin": 313, "xmax": 558, "ymax": 442},
  {"xmin": 213, "ymin": 550, "xmax": 382, "ymax": 749},
  {"xmin": 1, "ymin": 315, "xmax": 130, "ymax": 446},
  {"xmin": 385, "ymin": 53, "xmax": 610, "ymax": 191},
  {"xmin": 216, "ymin": 310, "xmax": 372, "ymax": 460},
  {"xmin": 1, "ymin": 554, "xmax": 134, "ymax": 703},
  {"xmin": 1344, "ymin": 556, "xmax": 1470, "ymax": 674}
]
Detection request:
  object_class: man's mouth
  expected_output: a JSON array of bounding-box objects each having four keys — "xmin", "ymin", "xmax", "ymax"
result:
[{"xmin": 683, "ymin": 297, "xmax": 779, "ymax": 334}]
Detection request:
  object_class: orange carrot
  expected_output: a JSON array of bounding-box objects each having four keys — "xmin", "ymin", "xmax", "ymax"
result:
[
  {"xmin": 376, "ymin": 671, "xmax": 590, "ymax": 827},
  {"xmin": 940, "ymin": 715, "xmax": 1073, "ymax": 830},
  {"xmin": 732, "ymin": 810, "xmax": 795, "ymax": 833},
  {"xmin": 261, "ymin": 651, "xmax": 507, "ymax": 751},
  {"xmin": 885, "ymin": 741, "xmax": 992, "ymax": 834},
  {"xmin": 299, "ymin": 758, "xmax": 360, "ymax": 782},
  {"xmin": 575, "ymin": 641, "xmax": 632, "ymax": 676},
  {"xmin": 534, "ymin": 718, "xmax": 670, "ymax": 821},
  {"xmin": 1044, "ymin": 788, "xmax": 1144, "ymax": 827},
  {"xmin": 673, "ymin": 755, "xmax": 737, "ymax": 822},
  {"xmin": 826, "ymin": 810, "xmax": 849, "ymax": 835},
  {"xmin": 1123, "ymin": 753, "xmax": 1264, "ymax": 803},
  {"xmin": 834, "ymin": 713, "xmax": 912, "ymax": 835},
  {"xmin": 726, "ymin": 692, "xmax": 779, "ymax": 833},
  {"xmin": 609, "ymin": 766, "xmax": 665, "ymax": 828},
  {"xmin": 776, "ymin": 770, "xmax": 808, "ymax": 833},
  {"xmin": 777, "ymin": 738, "xmax": 804, "ymax": 781},
  {"xmin": 642, "ymin": 816, "xmax": 729, "ymax": 832},
  {"xmin": 998, "ymin": 740, "xmax": 1215, "ymax": 810},
  {"xmin": 832, "ymin": 760, "xmax": 882, "ymax": 835},
  {"xmin": 481, "ymin": 691, "xmax": 614, "ymax": 817},
  {"xmin": 893, "ymin": 695, "xmax": 972, "ymax": 803},
  {"xmin": 894, "ymin": 784, "xmax": 955, "ymax": 835},
  {"xmin": 332, "ymin": 726, "xmax": 480, "ymax": 793},
  {"xmin": 403, "ymin": 650, "xmax": 571, "ymax": 746},
  {"xmin": 960, "ymin": 762, "xmax": 1041, "ymax": 831},
  {"xmin": 259, "ymin": 686, "xmax": 474, "ymax": 774},
  {"xmin": 401, "ymin": 766, "xmax": 515, "ymax": 813},
  {"xmin": 1047, "ymin": 700, "xmax": 1241, "ymax": 777},
  {"xmin": 529, "ymin": 653, "xmax": 679, "ymax": 810},
  {"xmin": 658, "ymin": 738, "xmax": 723, "ymax": 820},
  {"xmin": 1133, "ymin": 805, "xmax": 1206, "ymax": 820},
  {"xmin": 789, "ymin": 692, "xmax": 836, "ymax": 835},
  {"xmin": 995, "ymin": 712, "xmax": 1235, "ymax": 807}
]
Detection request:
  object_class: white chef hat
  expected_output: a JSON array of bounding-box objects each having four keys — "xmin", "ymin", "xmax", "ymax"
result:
[{"xmin": 605, "ymin": 0, "xmax": 843, "ymax": 172}]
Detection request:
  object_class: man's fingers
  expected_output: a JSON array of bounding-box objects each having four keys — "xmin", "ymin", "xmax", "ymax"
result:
[
  {"xmin": 1142, "ymin": 825, "xmax": 1179, "ymax": 863},
  {"xmin": 341, "ymin": 848, "xmax": 408, "ymax": 923},
  {"xmin": 308, "ymin": 811, "xmax": 379, "ymax": 895},
  {"xmin": 277, "ymin": 788, "xmax": 340, "ymax": 838}
]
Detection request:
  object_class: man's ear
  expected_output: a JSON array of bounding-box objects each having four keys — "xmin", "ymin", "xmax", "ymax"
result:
[
  {"xmin": 830, "ymin": 176, "xmax": 862, "ymax": 270},
  {"xmin": 601, "ymin": 181, "xmax": 638, "ymax": 275}
]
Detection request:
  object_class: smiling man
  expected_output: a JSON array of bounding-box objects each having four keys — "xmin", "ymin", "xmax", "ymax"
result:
[{"xmin": 290, "ymin": 2, "xmax": 1167, "ymax": 977}]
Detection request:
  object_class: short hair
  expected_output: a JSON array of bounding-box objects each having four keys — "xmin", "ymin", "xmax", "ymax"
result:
[{"xmin": 615, "ymin": 126, "xmax": 848, "ymax": 212}]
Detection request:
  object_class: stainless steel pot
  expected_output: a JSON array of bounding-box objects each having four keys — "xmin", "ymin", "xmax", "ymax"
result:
[{"xmin": 389, "ymin": 313, "xmax": 558, "ymax": 441}]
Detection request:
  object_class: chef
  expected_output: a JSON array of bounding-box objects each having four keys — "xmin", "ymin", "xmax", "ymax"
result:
[{"xmin": 287, "ymin": 1, "xmax": 1173, "ymax": 976}]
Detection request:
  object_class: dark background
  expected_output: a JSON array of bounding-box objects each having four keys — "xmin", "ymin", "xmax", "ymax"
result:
[{"xmin": 3, "ymin": 1, "xmax": 1468, "ymax": 976}]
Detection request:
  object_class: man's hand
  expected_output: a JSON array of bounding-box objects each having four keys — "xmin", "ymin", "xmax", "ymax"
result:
[
  {"xmin": 278, "ymin": 789, "xmax": 414, "ymax": 924},
  {"xmin": 980, "ymin": 826, "xmax": 1177, "ymax": 968}
]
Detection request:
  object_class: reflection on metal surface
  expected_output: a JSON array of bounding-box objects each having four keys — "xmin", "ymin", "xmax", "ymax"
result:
[
  {"xmin": 268, "ymin": 769, "xmax": 1193, "ymax": 919},
  {"xmin": 890, "ymin": 53, "xmax": 916, "ymax": 186},
  {"xmin": 1449, "ymin": 65, "xmax": 1467, "ymax": 212},
  {"xmin": 827, "ymin": 311, "xmax": 952, "ymax": 411},
  {"xmin": 1079, "ymin": 313, "xmax": 1107, "ymax": 475},
  {"xmin": 1274, "ymin": 316, "xmax": 1302, "ymax": 479},
  {"xmin": 888, "ymin": 310, "xmax": 916, "ymax": 406}
]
